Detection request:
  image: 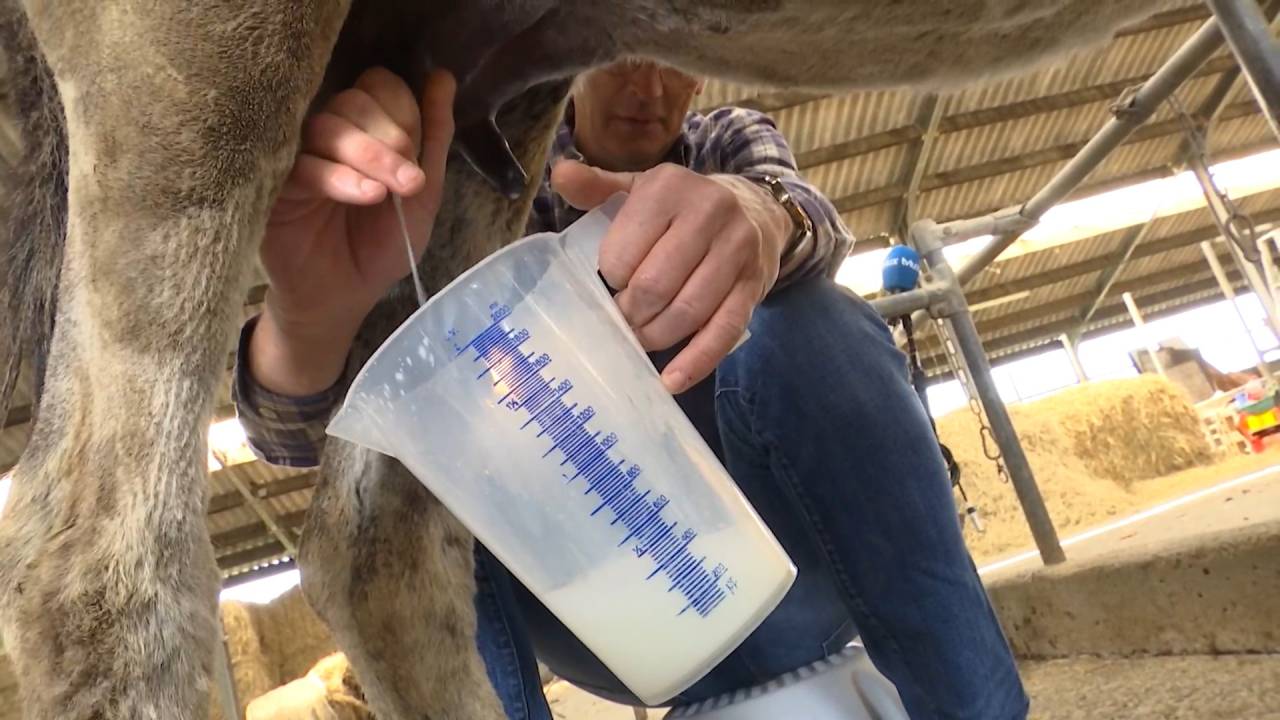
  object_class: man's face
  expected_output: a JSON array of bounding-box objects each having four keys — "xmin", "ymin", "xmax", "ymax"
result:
[{"xmin": 572, "ymin": 59, "xmax": 703, "ymax": 172}]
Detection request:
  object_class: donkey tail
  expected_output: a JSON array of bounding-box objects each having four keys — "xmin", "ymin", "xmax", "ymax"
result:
[{"xmin": 0, "ymin": 0, "xmax": 67, "ymax": 426}]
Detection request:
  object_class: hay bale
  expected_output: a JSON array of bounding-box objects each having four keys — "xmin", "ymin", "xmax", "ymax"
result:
[
  {"xmin": 1034, "ymin": 375, "xmax": 1215, "ymax": 486},
  {"xmin": 220, "ymin": 599, "xmax": 283, "ymax": 713},
  {"xmin": 939, "ymin": 375, "xmax": 1216, "ymax": 560},
  {"xmin": 246, "ymin": 654, "xmax": 373, "ymax": 720},
  {"xmin": 252, "ymin": 589, "xmax": 338, "ymax": 684},
  {"xmin": 215, "ymin": 588, "xmax": 340, "ymax": 718}
]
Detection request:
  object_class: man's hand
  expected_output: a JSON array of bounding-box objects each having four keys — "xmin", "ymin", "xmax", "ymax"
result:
[
  {"xmin": 551, "ymin": 160, "xmax": 795, "ymax": 394},
  {"xmin": 250, "ymin": 67, "xmax": 455, "ymax": 396}
]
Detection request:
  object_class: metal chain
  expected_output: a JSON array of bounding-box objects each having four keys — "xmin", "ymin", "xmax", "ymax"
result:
[
  {"xmin": 934, "ymin": 317, "xmax": 1010, "ymax": 483},
  {"xmin": 1169, "ymin": 94, "xmax": 1262, "ymax": 259}
]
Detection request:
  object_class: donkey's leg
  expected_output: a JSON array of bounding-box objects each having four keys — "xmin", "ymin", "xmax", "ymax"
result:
[
  {"xmin": 0, "ymin": 2, "xmax": 350, "ymax": 718},
  {"xmin": 299, "ymin": 79, "xmax": 571, "ymax": 720}
]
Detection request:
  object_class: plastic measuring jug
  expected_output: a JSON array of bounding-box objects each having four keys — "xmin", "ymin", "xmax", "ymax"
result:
[{"xmin": 326, "ymin": 194, "xmax": 797, "ymax": 704}]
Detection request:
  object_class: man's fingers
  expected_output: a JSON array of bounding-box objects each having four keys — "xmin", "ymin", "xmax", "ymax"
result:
[
  {"xmin": 278, "ymin": 154, "xmax": 386, "ymax": 205},
  {"xmin": 416, "ymin": 70, "xmax": 456, "ymax": 212},
  {"xmin": 327, "ymin": 88, "xmax": 419, "ymax": 160},
  {"xmin": 304, "ymin": 113, "xmax": 425, "ymax": 196},
  {"xmin": 661, "ymin": 283, "xmax": 755, "ymax": 394},
  {"xmin": 550, "ymin": 159, "xmax": 637, "ymax": 211},
  {"xmin": 353, "ymin": 67, "xmax": 423, "ymax": 146},
  {"xmin": 614, "ymin": 215, "xmax": 711, "ymax": 329},
  {"xmin": 633, "ymin": 247, "xmax": 739, "ymax": 352}
]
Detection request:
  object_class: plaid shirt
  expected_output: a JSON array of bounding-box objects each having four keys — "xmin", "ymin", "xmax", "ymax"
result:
[{"xmin": 235, "ymin": 107, "xmax": 853, "ymax": 467}]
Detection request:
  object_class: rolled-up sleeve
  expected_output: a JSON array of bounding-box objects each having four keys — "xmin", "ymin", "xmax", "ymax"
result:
[
  {"xmin": 708, "ymin": 108, "xmax": 854, "ymax": 286},
  {"xmin": 231, "ymin": 316, "xmax": 345, "ymax": 469}
]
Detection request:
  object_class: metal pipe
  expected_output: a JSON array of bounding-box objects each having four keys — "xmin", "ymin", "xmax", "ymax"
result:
[
  {"xmin": 1258, "ymin": 229, "xmax": 1280, "ymax": 320},
  {"xmin": 947, "ymin": 16, "xmax": 1230, "ymax": 289},
  {"xmin": 912, "ymin": 221, "xmax": 1066, "ymax": 565},
  {"xmin": 1203, "ymin": 241, "xmax": 1274, "ymax": 381},
  {"xmin": 1021, "ymin": 18, "xmax": 1229, "ymax": 220},
  {"xmin": 1206, "ymin": 0, "xmax": 1280, "ymax": 143},
  {"xmin": 213, "ymin": 615, "xmax": 244, "ymax": 720},
  {"xmin": 1059, "ymin": 333, "xmax": 1088, "ymax": 384},
  {"xmin": 869, "ymin": 283, "xmax": 951, "ymax": 319},
  {"xmin": 1121, "ymin": 292, "xmax": 1167, "ymax": 376}
]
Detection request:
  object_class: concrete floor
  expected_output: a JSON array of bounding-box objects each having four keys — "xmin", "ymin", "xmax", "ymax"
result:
[
  {"xmin": 541, "ymin": 462, "xmax": 1280, "ymax": 719},
  {"xmin": 980, "ymin": 462, "xmax": 1280, "ymax": 579},
  {"xmin": 1021, "ymin": 654, "xmax": 1280, "ymax": 720}
]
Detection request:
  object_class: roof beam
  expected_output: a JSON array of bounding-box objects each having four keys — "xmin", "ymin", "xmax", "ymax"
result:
[
  {"xmin": 799, "ymin": 55, "xmax": 1240, "ymax": 174},
  {"xmin": 211, "ymin": 509, "xmax": 308, "ymax": 549},
  {"xmin": 896, "ymin": 93, "xmax": 945, "ymax": 238},
  {"xmin": 834, "ymin": 100, "xmax": 1263, "ymax": 213},
  {"xmin": 208, "ymin": 471, "xmax": 316, "ymax": 515},
  {"xmin": 966, "ymin": 254, "xmax": 1230, "ymax": 333},
  {"xmin": 217, "ymin": 540, "xmax": 292, "ymax": 572},
  {"xmin": 1075, "ymin": 220, "xmax": 1158, "ymax": 328},
  {"xmin": 962, "ymin": 210, "xmax": 1280, "ymax": 307},
  {"xmin": 920, "ymin": 273, "xmax": 1239, "ymax": 368},
  {"xmin": 702, "ymin": 5, "xmax": 1214, "ymax": 119}
]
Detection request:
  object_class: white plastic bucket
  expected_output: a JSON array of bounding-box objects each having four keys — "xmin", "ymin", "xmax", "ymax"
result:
[{"xmin": 327, "ymin": 195, "xmax": 796, "ymax": 704}]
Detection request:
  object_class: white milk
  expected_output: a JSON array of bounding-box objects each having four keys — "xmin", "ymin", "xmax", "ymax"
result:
[{"xmin": 540, "ymin": 529, "xmax": 793, "ymax": 704}]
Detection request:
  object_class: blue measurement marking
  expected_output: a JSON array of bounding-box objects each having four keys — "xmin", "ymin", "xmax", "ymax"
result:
[{"xmin": 456, "ymin": 303, "xmax": 732, "ymax": 618}]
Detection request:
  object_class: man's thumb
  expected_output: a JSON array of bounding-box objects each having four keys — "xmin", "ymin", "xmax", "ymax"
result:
[{"xmin": 550, "ymin": 159, "xmax": 636, "ymax": 211}]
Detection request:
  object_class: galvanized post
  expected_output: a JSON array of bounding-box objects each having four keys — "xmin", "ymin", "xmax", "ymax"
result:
[
  {"xmin": 911, "ymin": 221, "xmax": 1066, "ymax": 566},
  {"xmin": 1059, "ymin": 333, "xmax": 1089, "ymax": 384},
  {"xmin": 213, "ymin": 614, "xmax": 244, "ymax": 720},
  {"xmin": 1206, "ymin": 0, "xmax": 1280, "ymax": 143},
  {"xmin": 1121, "ymin": 292, "xmax": 1168, "ymax": 376},
  {"xmin": 1202, "ymin": 241, "xmax": 1275, "ymax": 381}
]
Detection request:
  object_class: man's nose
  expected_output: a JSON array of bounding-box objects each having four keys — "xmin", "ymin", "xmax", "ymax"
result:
[{"xmin": 626, "ymin": 65, "xmax": 665, "ymax": 98}]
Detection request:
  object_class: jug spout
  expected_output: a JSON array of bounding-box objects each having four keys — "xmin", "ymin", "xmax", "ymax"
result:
[{"xmin": 326, "ymin": 402, "xmax": 399, "ymax": 459}]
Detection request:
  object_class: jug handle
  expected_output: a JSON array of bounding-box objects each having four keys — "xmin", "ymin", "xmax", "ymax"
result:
[{"xmin": 561, "ymin": 192, "xmax": 750, "ymax": 365}]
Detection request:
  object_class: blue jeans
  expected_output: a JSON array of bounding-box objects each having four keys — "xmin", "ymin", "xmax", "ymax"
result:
[{"xmin": 470, "ymin": 278, "xmax": 1029, "ymax": 720}]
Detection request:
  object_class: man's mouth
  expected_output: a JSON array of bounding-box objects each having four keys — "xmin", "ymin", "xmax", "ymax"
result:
[{"xmin": 617, "ymin": 116, "xmax": 661, "ymax": 128}]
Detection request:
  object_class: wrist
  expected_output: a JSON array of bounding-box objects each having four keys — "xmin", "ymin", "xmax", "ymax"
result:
[
  {"xmin": 249, "ymin": 293, "xmax": 364, "ymax": 397},
  {"xmin": 716, "ymin": 175, "xmax": 794, "ymax": 261}
]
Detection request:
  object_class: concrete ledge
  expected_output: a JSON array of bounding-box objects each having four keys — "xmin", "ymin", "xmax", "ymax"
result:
[{"xmin": 986, "ymin": 520, "xmax": 1280, "ymax": 659}]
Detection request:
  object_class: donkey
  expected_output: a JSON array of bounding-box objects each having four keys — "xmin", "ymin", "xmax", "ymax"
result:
[{"xmin": 0, "ymin": 1, "xmax": 1174, "ymax": 718}]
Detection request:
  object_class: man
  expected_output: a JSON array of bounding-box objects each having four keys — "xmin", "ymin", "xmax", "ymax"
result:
[{"xmin": 234, "ymin": 61, "xmax": 1029, "ymax": 719}]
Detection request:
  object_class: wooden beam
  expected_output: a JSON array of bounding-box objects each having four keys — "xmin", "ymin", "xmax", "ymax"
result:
[
  {"xmin": 208, "ymin": 471, "xmax": 316, "ymax": 515},
  {"xmin": 896, "ymin": 93, "xmax": 945, "ymax": 237},
  {"xmin": 971, "ymin": 257, "xmax": 1225, "ymax": 333},
  {"xmin": 963, "ymin": 207, "xmax": 1280, "ymax": 306},
  {"xmin": 217, "ymin": 541, "xmax": 291, "ymax": 571},
  {"xmin": 795, "ymin": 125, "xmax": 922, "ymax": 169},
  {"xmin": 921, "ymin": 272, "xmax": 1237, "ymax": 365},
  {"xmin": 800, "ymin": 55, "xmax": 1240, "ymax": 174},
  {"xmin": 1075, "ymin": 220, "xmax": 1159, "ymax": 327},
  {"xmin": 211, "ymin": 509, "xmax": 308, "ymax": 549},
  {"xmin": 939, "ymin": 54, "xmax": 1238, "ymax": 135},
  {"xmin": 834, "ymin": 100, "xmax": 1262, "ymax": 213},
  {"xmin": 922, "ymin": 278, "xmax": 1234, "ymax": 380},
  {"xmin": 699, "ymin": 5, "xmax": 1212, "ymax": 122}
]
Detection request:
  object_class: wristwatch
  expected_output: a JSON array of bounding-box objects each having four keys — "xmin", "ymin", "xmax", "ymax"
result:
[{"xmin": 752, "ymin": 175, "xmax": 813, "ymax": 264}]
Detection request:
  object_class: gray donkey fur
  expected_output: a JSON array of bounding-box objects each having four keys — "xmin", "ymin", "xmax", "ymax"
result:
[{"xmin": 0, "ymin": 1, "xmax": 1172, "ymax": 718}]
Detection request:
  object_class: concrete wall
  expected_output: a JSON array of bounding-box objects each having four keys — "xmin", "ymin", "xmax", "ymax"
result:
[{"xmin": 988, "ymin": 520, "xmax": 1280, "ymax": 659}]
